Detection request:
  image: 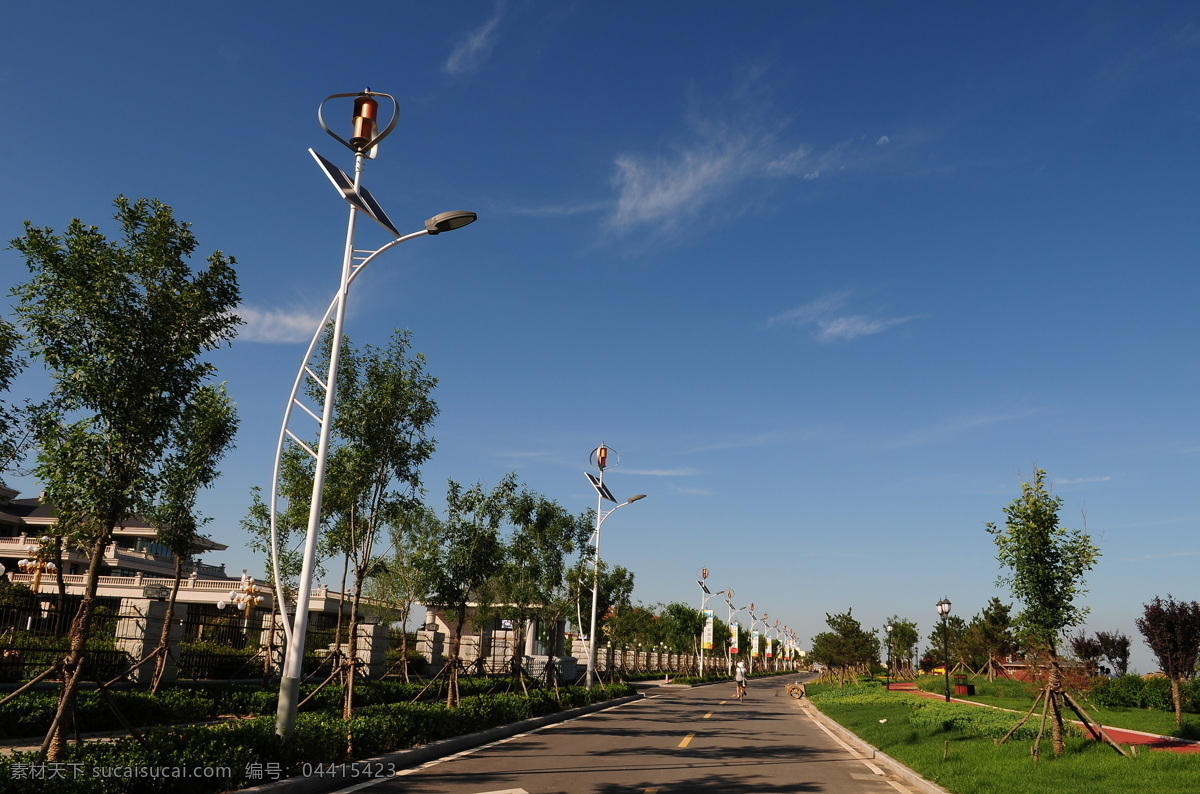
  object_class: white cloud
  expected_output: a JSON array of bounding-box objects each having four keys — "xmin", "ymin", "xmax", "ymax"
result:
[
  {"xmin": 445, "ymin": 2, "xmax": 506, "ymax": 76},
  {"xmin": 235, "ymin": 305, "xmax": 323, "ymax": 344},
  {"xmin": 622, "ymin": 468, "xmax": 702, "ymax": 477},
  {"xmin": 672, "ymin": 485, "xmax": 713, "ymax": 496},
  {"xmin": 1053, "ymin": 475, "xmax": 1113, "ymax": 486},
  {"xmin": 876, "ymin": 135, "xmax": 890, "ymax": 145},
  {"xmin": 816, "ymin": 314, "xmax": 921, "ymax": 342},
  {"xmin": 765, "ymin": 289, "xmax": 923, "ymax": 342},
  {"xmin": 604, "ymin": 74, "xmax": 903, "ymax": 235}
]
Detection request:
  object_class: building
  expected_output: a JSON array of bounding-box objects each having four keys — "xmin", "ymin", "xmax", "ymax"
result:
[{"xmin": 0, "ymin": 486, "xmax": 237, "ymax": 599}]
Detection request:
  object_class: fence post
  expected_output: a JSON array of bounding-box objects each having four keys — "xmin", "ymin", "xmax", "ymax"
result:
[{"xmin": 116, "ymin": 598, "xmax": 181, "ymax": 684}]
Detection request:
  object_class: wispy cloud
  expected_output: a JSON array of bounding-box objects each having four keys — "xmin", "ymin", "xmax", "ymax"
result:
[
  {"xmin": 765, "ymin": 289, "xmax": 924, "ymax": 342},
  {"xmin": 622, "ymin": 468, "xmax": 701, "ymax": 477},
  {"xmin": 445, "ymin": 1, "xmax": 507, "ymax": 76},
  {"xmin": 605, "ymin": 75, "xmax": 899, "ymax": 235},
  {"xmin": 235, "ymin": 305, "xmax": 323, "ymax": 344},
  {"xmin": 672, "ymin": 485, "xmax": 712, "ymax": 496},
  {"xmin": 1123, "ymin": 549, "xmax": 1200, "ymax": 562},
  {"xmin": 884, "ymin": 407, "xmax": 1040, "ymax": 449},
  {"xmin": 1053, "ymin": 475, "xmax": 1113, "ymax": 486}
]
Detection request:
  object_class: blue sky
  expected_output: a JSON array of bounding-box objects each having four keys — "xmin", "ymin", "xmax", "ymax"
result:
[{"xmin": 2, "ymin": 2, "xmax": 1198, "ymax": 673}]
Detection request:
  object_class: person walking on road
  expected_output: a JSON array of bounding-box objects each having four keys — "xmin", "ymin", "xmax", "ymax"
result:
[{"xmin": 734, "ymin": 661, "xmax": 748, "ymax": 700}]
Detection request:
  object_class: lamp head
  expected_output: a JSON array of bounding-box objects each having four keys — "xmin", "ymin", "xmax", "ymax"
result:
[{"xmin": 425, "ymin": 210, "xmax": 478, "ymax": 235}]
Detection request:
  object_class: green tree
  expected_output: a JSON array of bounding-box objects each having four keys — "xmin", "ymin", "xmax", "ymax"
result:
[
  {"xmin": 312, "ymin": 329, "xmax": 438, "ymax": 723},
  {"xmin": 412, "ymin": 475, "xmax": 517, "ymax": 706},
  {"xmin": 883, "ymin": 616, "xmax": 919, "ymax": 676},
  {"xmin": 659, "ymin": 601, "xmax": 705, "ymax": 654},
  {"xmin": 1136, "ymin": 595, "xmax": 1200, "ymax": 725},
  {"xmin": 0, "ymin": 316, "xmax": 33, "ymax": 488},
  {"xmin": 605, "ymin": 603, "xmax": 660, "ymax": 649},
  {"xmin": 960, "ymin": 598, "xmax": 1015, "ymax": 679},
  {"xmin": 987, "ymin": 468, "xmax": 1109, "ymax": 758},
  {"xmin": 926, "ymin": 614, "xmax": 967, "ymax": 669},
  {"xmin": 568, "ymin": 558, "xmax": 634, "ymax": 644},
  {"xmin": 363, "ymin": 504, "xmax": 439, "ymax": 681},
  {"xmin": 488, "ymin": 487, "xmax": 590, "ymax": 684},
  {"xmin": 146, "ymin": 383, "xmax": 238, "ymax": 692},
  {"xmin": 810, "ymin": 609, "xmax": 879, "ymax": 673},
  {"xmin": 9, "ymin": 196, "xmax": 239, "ymax": 760}
]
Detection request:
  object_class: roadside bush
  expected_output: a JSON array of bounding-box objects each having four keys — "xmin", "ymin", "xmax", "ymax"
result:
[{"xmin": 0, "ymin": 683, "xmax": 637, "ymax": 793}]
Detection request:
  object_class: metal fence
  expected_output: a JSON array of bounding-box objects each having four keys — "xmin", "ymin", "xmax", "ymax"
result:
[
  {"xmin": 177, "ymin": 603, "xmax": 270, "ymax": 680},
  {"xmin": 0, "ymin": 594, "xmax": 129, "ymax": 683}
]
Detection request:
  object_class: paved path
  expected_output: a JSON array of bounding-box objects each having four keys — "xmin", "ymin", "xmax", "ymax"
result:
[{"xmin": 332, "ymin": 676, "xmax": 939, "ymax": 794}]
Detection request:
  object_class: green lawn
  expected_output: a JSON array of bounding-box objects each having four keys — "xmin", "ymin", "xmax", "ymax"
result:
[
  {"xmin": 910, "ymin": 675, "xmax": 1200, "ymax": 739},
  {"xmin": 808, "ymin": 682, "xmax": 1200, "ymax": 794}
]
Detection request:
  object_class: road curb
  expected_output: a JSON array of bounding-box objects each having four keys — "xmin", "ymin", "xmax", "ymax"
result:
[
  {"xmin": 240, "ymin": 694, "xmax": 644, "ymax": 794},
  {"xmin": 794, "ymin": 697, "xmax": 952, "ymax": 794}
]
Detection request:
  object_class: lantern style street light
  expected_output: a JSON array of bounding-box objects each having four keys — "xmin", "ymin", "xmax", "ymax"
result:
[
  {"xmin": 584, "ymin": 444, "xmax": 645, "ymax": 689},
  {"xmin": 936, "ymin": 597, "xmax": 952, "ymax": 702},
  {"xmin": 17, "ymin": 538, "xmax": 57, "ymax": 593},
  {"xmin": 218, "ymin": 570, "xmax": 264, "ymax": 615},
  {"xmin": 270, "ymin": 89, "xmax": 477, "ymax": 741}
]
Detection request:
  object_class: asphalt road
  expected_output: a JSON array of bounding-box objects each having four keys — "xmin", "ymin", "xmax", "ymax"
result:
[{"xmin": 331, "ymin": 675, "xmax": 926, "ymax": 794}]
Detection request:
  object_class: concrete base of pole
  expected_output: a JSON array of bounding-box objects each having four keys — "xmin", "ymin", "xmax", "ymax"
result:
[{"xmin": 276, "ymin": 675, "xmax": 301, "ymax": 739}]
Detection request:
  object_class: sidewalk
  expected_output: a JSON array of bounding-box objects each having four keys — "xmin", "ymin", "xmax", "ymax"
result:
[{"xmin": 888, "ymin": 681, "xmax": 1200, "ymax": 754}]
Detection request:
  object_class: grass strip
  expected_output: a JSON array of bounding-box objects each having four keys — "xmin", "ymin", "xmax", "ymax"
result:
[{"xmin": 808, "ymin": 682, "xmax": 1199, "ymax": 794}]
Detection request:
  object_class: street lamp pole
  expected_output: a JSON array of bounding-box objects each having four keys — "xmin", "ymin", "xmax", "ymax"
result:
[
  {"xmin": 936, "ymin": 597, "xmax": 952, "ymax": 702},
  {"xmin": 724, "ymin": 591, "xmax": 745, "ymax": 674},
  {"xmin": 885, "ymin": 623, "xmax": 894, "ymax": 691},
  {"xmin": 271, "ymin": 90, "xmax": 477, "ymax": 741},
  {"xmin": 695, "ymin": 569, "xmax": 723, "ymax": 678},
  {"xmin": 584, "ymin": 444, "xmax": 645, "ymax": 689}
]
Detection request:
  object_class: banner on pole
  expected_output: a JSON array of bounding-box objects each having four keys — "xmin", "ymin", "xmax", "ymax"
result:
[
  {"xmin": 750, "ymin": 630, "xmax": 760, "ymax": 658},
  {"xmin": 701, "ymin": 609, "xmax": 714, "ymax": 650},
  {"xmin": 729, "ymin": 621, "xmax": 739, "ymax": 655}
]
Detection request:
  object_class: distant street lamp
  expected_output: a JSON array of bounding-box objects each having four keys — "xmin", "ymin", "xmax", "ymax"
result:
[
  {"xmin": 584, "ymin": 444, "xmax": 645, "ymax": 689},
  {"xmin": 724, "ymin": 591, "xmax": 746, "ymax": 674},
  {"xmin": 747, "ymin": 606, "xmax": 769, "ymax": 674},
  {"xmin": 885, "ymin": 623, "xmax": 894, "ymax": 691},
  {"xmin": 270, "ymin": 89, "xmax": 477, "ymax": 742},
  {"xmin": 936, "ymin": 597, "xmax": 952, "ymax": 702},
  {"xmin": 695, "ymin": 568, "xmax": 724, "ymax": 678}
]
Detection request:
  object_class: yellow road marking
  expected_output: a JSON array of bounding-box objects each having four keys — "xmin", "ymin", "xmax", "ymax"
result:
[
  {"xmin": 718, "ymin": 700, "xmax": 728, "ymax": 705},
  {"xmin": 703, "ymin": 712, "xmax": 713, "ymax": 719},
  {"xmin": 678, "ymin": 732, "xmax": 695, "ymax": 748}
]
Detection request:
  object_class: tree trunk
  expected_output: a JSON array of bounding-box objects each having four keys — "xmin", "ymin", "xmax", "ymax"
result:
[
  {"xmin": 150, "ymin": 556, "xmax": 184, "ymax": 693},
  {"xmin": 1047, "ymin": 656, "xmax": 1066, "ymax": 757},
  {"xmin": 43, "ymin": 533, "xmax": 108, "ymax": 761},
  {"xmin": 1171, "ymin": 677, "xmax": 1183, "ymax": 725}
]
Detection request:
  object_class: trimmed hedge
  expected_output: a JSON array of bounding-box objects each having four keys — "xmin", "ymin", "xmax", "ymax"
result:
[{"xmin": 0, "ymin": 683, "xmax": 636, "ymax": 793}]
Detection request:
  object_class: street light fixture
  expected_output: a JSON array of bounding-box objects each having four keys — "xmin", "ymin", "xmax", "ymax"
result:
[
  {"xmin": 270, "ymin": 89, "xmax": 477, "ymax": 741},
  {"xmin": 936, "ymin": 597, "xmax": 952, "ymax": 702},
  {"xmin": 584, "ymin": 444, "xmax": 645, "ymax": 689}
]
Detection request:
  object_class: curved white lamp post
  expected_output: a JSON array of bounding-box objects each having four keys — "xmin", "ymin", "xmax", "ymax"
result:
[
  {"xmin": 271, "ymin": 90, "xmax": 476, "ymax": 740},
  {"xmin": 583, "ymin": 444, "xmax": 645, "ymax": 689}
]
